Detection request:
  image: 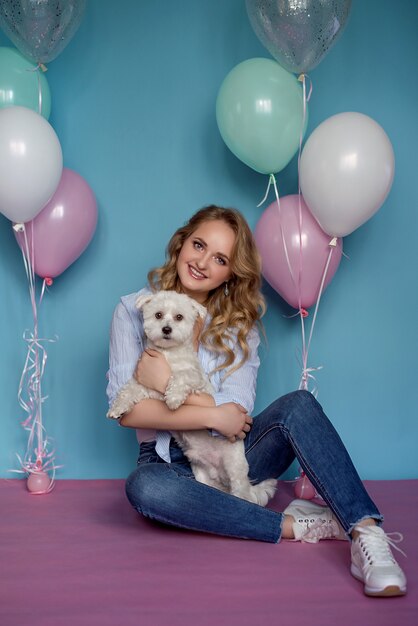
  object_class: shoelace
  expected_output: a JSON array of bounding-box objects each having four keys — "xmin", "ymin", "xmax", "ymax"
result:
[
  {"xmin": 302, "ymin": 519, "xmax": 341, "ymax": 543},
  {"xmin": 355, "ymin": 526, "xmax": 407, "ymax": 564}
]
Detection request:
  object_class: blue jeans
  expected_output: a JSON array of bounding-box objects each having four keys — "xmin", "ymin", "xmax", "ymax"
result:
[{"xmin": 125, "ymin": 390, "xmax": 383, "ymax": 542}]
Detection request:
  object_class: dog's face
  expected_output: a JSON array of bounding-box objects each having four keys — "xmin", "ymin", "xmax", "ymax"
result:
[{"xmin": 135, "ymin": 291, "xmax": 206, "ymax": 349}]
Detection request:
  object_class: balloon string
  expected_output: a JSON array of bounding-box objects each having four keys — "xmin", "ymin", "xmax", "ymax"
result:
[
  {"xmin": 297, "ymin": 72, "xmax": 312, "ymax": 197},
  {"xmin": 11, "ymin": 223, "xmax": 59, "ymax": 488},
  {"xmin": 256, "ymin": 173, "xmax": 275, "ymax": 207},
  {"xmin": 257, "ymin": 75, "xmax": 328, "ymax": 395},
  {"xmin": 296, "ymin": 74, "xmax": 309, "ymax": 388},
  {"xmin": 22, "ymin": 226, "xmax": 42, "ymax": 465},
  {"xmin": 257, "ymin": 175, "xmax": 301, "ymax": 292},
  {"xmin": 259, "ymin": 175, "xmax": 313, "ymax": 391},
  {"xmin": 299, "ymin": 238, "xmax": 337, "ymax": 391},
  {"xmin": 37, "ymin": 66, "xmax": 42, "ymax": 116},
  {"xmin": 25, "ymin": 63, "xmax": 44, "ymax": 116},
  {"xmin": 296, "ymin": 74, "xmax": 313, "ymax": 307},
  {"xmin": 270, "ymin": 174, "xmax": 298, "ymax": 289},
  {"xmin": 297, "ymin": 73, "xmax": 307, "ymax": 196}
]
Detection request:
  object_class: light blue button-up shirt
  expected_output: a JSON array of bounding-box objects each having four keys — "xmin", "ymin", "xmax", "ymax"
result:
[{"xmin": 106, "ymin": 288, "xmax": 261, "ymax": 460}]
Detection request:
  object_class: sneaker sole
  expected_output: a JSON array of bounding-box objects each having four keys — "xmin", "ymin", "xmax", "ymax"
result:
[{"xmin": 351, "ymin": 563, "xmax": 407, "ymax": 597}]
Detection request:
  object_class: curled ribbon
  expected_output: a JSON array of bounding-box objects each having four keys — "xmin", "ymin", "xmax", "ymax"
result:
[{"xmin": 10, "ymin": 222, "xmax": 60, "ymax": 491}]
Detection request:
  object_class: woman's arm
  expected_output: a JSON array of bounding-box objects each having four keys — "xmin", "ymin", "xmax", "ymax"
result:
[
  {"xmin": 119, "ymin": 398, "xmax": 252, "ymax": 439},
  {"xmin": 211, "ymin": 326, "xmax": 261, "ymax": 414},
  {"xmin": 107, "ymin": 296, "xmax": 144, "ymax": 407}
]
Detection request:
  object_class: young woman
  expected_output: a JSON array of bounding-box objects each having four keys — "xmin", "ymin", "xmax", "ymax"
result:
[{"xmin": 107, "ymin": 205, "xmax": 406, "ymax": 597}]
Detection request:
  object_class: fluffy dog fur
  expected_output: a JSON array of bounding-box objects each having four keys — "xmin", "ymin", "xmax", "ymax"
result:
[{"xmin": 108, "ymin": 290, "xmax": 276, "ymax": 506}]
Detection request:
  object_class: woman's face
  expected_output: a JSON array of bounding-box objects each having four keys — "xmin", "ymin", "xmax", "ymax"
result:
[{"xmin": 176, "ymin": 219, "xmax": 235, "ymax": 303}]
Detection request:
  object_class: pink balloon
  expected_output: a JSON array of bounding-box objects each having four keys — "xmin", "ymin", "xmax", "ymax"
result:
[
  {"xmin": 27, "ymin": 471, "xmax": 51, "ymax": 494},
  {"xmin": 255, "ymin": 195, "xmax": 342, "ymax": 309},
  {"xmin": 294, "ymin": 474, "xmax": 317, "ymax": 500},
  {"xmin": 15, "ymin": 168, "xmax": 97, "ymax": 278}
]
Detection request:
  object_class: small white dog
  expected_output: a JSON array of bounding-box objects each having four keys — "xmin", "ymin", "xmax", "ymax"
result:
[{"xmin": 108, "ymin": 290, "xmax": 276, "ymax": 506}]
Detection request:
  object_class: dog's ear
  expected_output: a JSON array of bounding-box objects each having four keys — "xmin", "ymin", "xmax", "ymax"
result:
[
  {"xmin": 191, "ymin": 300, "xmax": 207, "ymax": 320},
  {"xmin": 135, "ymin": 294, "xmax": 153, "ymax": 311}
]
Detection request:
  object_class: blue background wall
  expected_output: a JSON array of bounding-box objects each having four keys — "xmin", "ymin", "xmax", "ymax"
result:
[{"xmin": 0, "ymin": 0, "xmax": 417, "ymax": 480}]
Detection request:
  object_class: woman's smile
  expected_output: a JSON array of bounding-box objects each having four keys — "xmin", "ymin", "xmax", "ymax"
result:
[{"xmin": 188, "ymin": 264, "xmax": 207, "ymax": 280}]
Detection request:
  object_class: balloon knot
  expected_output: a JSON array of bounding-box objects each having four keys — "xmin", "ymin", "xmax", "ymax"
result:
[
  {"xmin": 300, "ymin": 308, "xmax": 309, "ymax": 318},
  {"xmin": 39, "ymin": 63, "xmax": 48, "ymax": 72},
  {"xmin": 44, "ymin": 277, "xmax": 53, "ymax": 286},
  {"xmin": 297, "ymin": 73, "xmax": 305, "ymax": 82}
]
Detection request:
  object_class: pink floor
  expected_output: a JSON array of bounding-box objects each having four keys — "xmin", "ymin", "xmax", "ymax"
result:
[{"xmin": 1, "ymin": 478, "xmax": 416, "ymax": 626}]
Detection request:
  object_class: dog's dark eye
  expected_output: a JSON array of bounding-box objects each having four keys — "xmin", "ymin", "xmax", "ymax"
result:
[
  {"xmin": 175, "ymin": 314, "xmax": 183, "ymax": 321},
  {"xmin": 155, "ymin": 312, "xmax": 163, "ymax": 319}
]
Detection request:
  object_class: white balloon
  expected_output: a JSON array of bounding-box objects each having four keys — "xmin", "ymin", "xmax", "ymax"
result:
[
  {"xmin": 299, "ymin": 112, "xmax": 395, "ymax": 237},
  {"xmin": 0, "ymin": 106, "xmax": 63, "ymax": 223}
]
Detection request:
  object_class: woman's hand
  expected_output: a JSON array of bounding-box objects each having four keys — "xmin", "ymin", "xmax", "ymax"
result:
[
  {"xmin": 211, "ymin": 402, "xmax": 253, "ymax": 442},
  {"xmin": 134, "ymin": 349, "xmax": 171, "ymax": 395}
]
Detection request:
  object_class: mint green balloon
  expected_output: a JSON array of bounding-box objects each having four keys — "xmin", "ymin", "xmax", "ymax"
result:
[
  {"xmin": 0, "ymin": 46, "xmax": 51, "ymax": 119},
  {"xmin": 216, "ymin": 58, "xmax": 307, "ymax": 174}
]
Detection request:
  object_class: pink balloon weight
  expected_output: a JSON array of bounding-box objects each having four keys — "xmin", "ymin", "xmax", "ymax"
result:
[
  {"xmin": 294, "ymin": 474, "xmax": 316, "ymax": 500},
  {"xmin": 255, "ymin": 194, "xmax": 342, "ymax": 309},
  {"xmin": 27, "ymin": 471, "xmax": 51, "ymax": 494},
  {"xmin": 15, "ymin": 168, "xmax": 97, "ymax": 278}
]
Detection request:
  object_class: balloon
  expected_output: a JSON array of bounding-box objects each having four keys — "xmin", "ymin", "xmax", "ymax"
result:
[
  {"xmin": 295, "ymin": 473, "xmax": 316, "ymax": 500},
  {"xmin": 0, "ymin": 46, "xmax": 51, "ymax": 118},
  {"xmin": 245, "ymin": 0, "xmax": 352, "ymax": 74},
  {"xmin": 299, "ymin": 112, "xmax": 395, "ymax": 238},
  {"xmin": 255, "ymin": 194, "xmax": 342, "ymax": 309},
  {"xmin": 216, "ymin": 58, "xmax": 307, "ymax": 174},
  {"xmin": 27, "ymin": 471, "xmax": 51, "ymax": 494},
  {"xmin": 0, "ymin": 106, "xmax": 62, "ymax": 223},
  {"xmin": 15, "ymin": 168, "xmax": 98, "ymax": 278},
  {"xmin": 0, "ymin": 0, "xmax": 86, "ymax": 64}
]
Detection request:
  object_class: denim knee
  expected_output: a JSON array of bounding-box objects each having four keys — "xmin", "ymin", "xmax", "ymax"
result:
[
  {"xmin": 125, "ymin": 462, "xmax": 193, "ymax": 520},
  {"xmin": 125, "ymin": 464, "xmax": 163, "ymax": 516},
  {"xmin": 283, "ymin": 389, "xmax": 316, "ymax": 405},
  {"xmin": 275, "ymin": 389, "xmax": 323, "ymax": 426}
]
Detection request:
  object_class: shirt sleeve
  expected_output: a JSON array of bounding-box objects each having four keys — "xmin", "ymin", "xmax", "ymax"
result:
[
  {"xmin": 211, "ymin": 326, "xmax": 260, "ymax": 414},
  {"xmin": 106, "ymin": 297, "xmax": 145, "ymax": 408}
]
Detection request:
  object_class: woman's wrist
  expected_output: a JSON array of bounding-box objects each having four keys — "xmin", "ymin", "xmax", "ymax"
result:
[{"xmin": 206, "ymin": 405, "xmax": 221, "ymax": 431}]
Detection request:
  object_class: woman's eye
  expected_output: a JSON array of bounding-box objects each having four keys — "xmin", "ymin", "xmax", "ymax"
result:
[
  {"xmin": 155, "ymin": 312, "xmax": 163, "ymax": 319},
  {"xmin": 175, "ymin": 314, "xmax": 183, "ymax": 321},
  {"xmin": 193, "ymin": 241, "xmax": 203, "ymax": 250},
  {"xmin": 215, "ymin": 256, "xmax": 226, "ymax": 266}
]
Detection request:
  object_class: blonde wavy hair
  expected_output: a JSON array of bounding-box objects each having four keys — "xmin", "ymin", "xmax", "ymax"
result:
[{"xmin": 148, "ymin": 205, "xmax": 265, "ymax": 374}]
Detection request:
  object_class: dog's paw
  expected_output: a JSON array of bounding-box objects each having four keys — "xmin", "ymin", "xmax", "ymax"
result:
[
  {"xmin": 164, "ymin": 394, "xmax": 184, "ymax": 410},
  {"xmin": 107, "ymin": 400, "xmax": 131, "ymax": 420},
  {"xmin": 252, "ymin": 479, "xmax": 277, "ymax": 507},
  {"xmin": 164, "ymin": 379, "xmax": 188, "ymax": 410}
]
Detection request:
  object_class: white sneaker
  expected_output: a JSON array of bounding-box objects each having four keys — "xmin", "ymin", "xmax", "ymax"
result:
[
  {"xmin": 284, "ymin": 498, "xmax": 347, "ymax": 543},
  {"xmin": 351, "ymin": 525, "xmax": 407, "ymax": 597}
]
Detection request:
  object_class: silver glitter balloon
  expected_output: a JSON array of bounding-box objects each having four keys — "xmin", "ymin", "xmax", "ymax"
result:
[
  {"xmin": 246, "ymin": 0, "xmax": 352, "ymax": 74},
  {"xmin": 0, "ymin": 0, "xmax": 86, "ymax": 64}
]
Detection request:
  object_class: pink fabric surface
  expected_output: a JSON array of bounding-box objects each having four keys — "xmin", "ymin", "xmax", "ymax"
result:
[{"xmin": 1, "ymin": 478, "xmax": 416, "ymax": 626}]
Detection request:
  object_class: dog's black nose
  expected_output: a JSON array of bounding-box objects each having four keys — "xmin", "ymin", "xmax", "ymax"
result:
[{"xmin": 162, "ymin": 326, "xmax": 172, "ymax": 335}]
